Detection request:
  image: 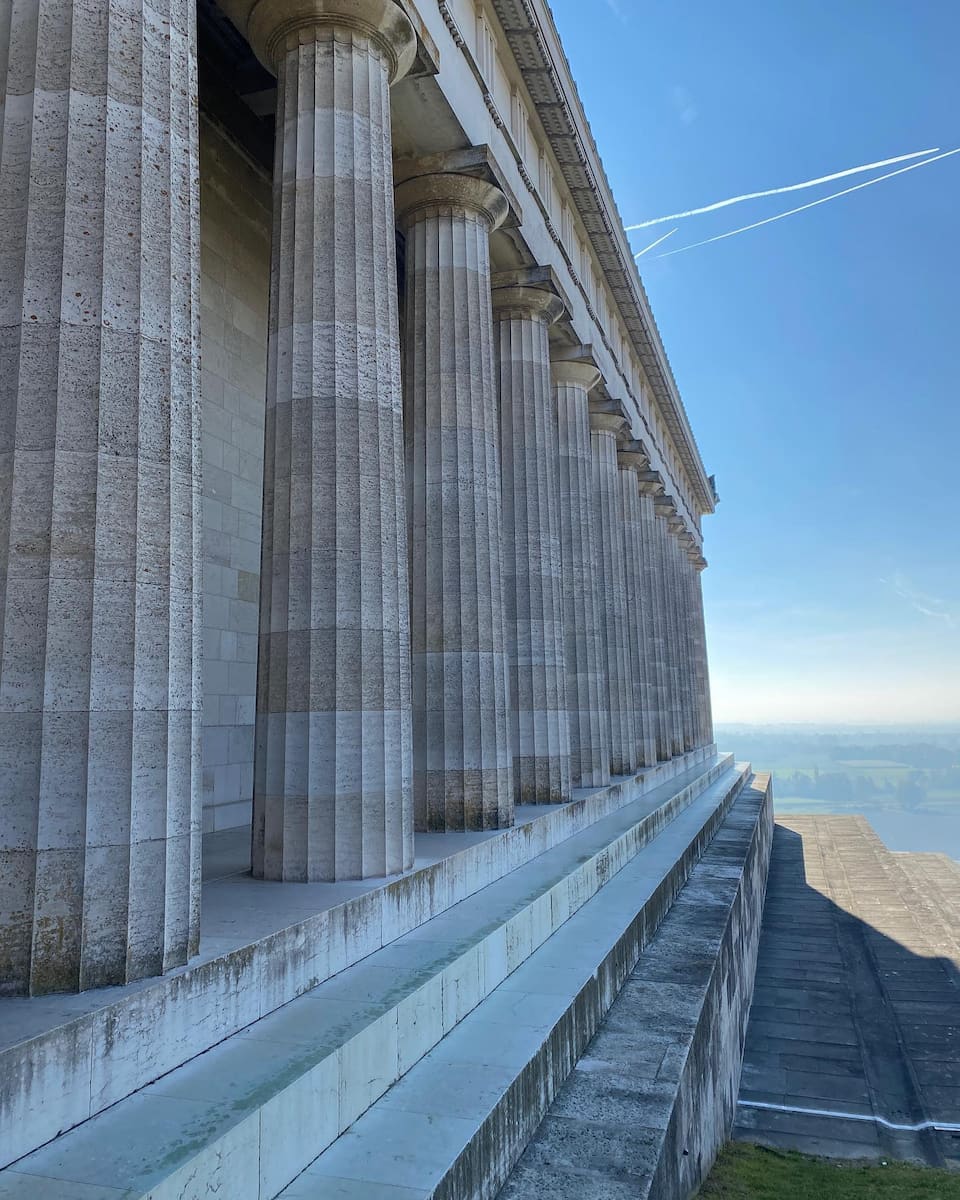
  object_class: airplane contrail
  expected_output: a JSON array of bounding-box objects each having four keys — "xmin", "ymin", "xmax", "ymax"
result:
[
  {"xmin": 654, "ymin": 147, "xmax": 960, "ymax": 259},
  {"xmin": 634, "ymin": 228, "xmax": 677, "ymax": 258},
  {"xmin": 626, "ymin": 148, "xmax": 940, "ymax": 230}
]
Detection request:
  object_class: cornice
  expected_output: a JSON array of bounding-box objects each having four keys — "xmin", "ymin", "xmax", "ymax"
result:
[{"xmin": 487, "ymin": 0, "xmax": 715, "ymax": 517}]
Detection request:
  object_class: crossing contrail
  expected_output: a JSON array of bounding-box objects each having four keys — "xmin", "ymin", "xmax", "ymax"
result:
[
  {"xmin": 655, "ymin": 147, "xmax": 960, "ymax": 259},
  {"xmin": 626, "ymin": 148, "xmax": 940, "ymax": 230},
  {"xmin": 634, "ymin": 228, "xmax": 677, "ymax": 258}
]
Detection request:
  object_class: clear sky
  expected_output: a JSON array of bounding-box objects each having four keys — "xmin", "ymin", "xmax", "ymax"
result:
[{"xmin": 550, "ymin": 0, "xmax": 960, "ymax": 725}]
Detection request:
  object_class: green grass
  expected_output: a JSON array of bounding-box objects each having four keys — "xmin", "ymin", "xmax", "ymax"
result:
[{"xmin": 698, "ymin": 1143, "xmax": 960, "ymax": 1198}]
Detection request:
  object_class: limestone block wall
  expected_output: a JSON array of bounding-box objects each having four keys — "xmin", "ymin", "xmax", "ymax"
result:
[{"xmin": 198, "ymin": 119, "xmax": 271, "ymax": 833}]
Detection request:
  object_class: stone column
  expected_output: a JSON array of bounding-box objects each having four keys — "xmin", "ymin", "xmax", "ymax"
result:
[
  {"xmin": 553, "ymin": 361, "xmax": 609, "ymax": 789},
  {"xmin": 493, "ymin": 284, "xmax": 570, "ymax": 803},
  {"xmin": 692, "ymin": 555, "xmax": 714, "ymax": 745},
  {"xmin": 654, "ymin": 498, "xmax": 684, "ymax": 757},
  {"xmin": 683, "ymin": 546, "xmax": 705, "ymax": 748},
  {"xmin": 669, "ymin": 521, "xmax": 696, "ymax": 752},
  {"xmin": 250, "ymin": 1, "xmax": 417, "ymax": 881},
  {"xmin": 0, "ymin": 0, "xmax": 202, "ymax": 994},
  {"xmin": 590, "ymin": 404, "xmax": 637, "ymax": 776},
  {"xmin": 396, "ymin": 172, "xmax": 513, "ymax": 831},
  {"xmin": 637, "ymin": 478, "xmax": 671, "ymax": 762},
  {"xmin": 617, "ymin": 445, "xmax": 657, "ymax": 768}
]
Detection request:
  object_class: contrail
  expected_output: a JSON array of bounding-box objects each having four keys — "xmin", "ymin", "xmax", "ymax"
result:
[
  {"xmin": 655, "ymin": 147, "xmax": 960, "ymax": 259},
  {"xmin": 634, "ymin": 228, "xmax": 677, "ymax": 258},
  {"xmin": 626, "ymin": 148, "xmax": 939, "ymax": 230}
]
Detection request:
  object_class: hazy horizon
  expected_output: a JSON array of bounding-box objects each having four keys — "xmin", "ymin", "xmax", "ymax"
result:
[{"xmin": 549, "ymin": 0, "xmax": 960, "ymax": 730}]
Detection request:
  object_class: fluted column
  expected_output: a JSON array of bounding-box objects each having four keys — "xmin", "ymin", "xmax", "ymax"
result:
[
  {"xmin": 669, "ymin": 521, "xmax": 696, "ymax": 752},
  {"xmin": 617, "ymin": 445, "xmax": 657, "ymax": 768},
  {"xmin": 493, "ymin": 285, "xmax": 569, "ymax": 803},
  {"xmin": 0, "ymin": 0, "xmax": 202, "ymax": 994},
  {"xmin": 553, "ymin": 361, "xmax": 609, "ymax": 788},
  {"xmin": 637, "ymin": 482, "xmax": 671, "ymax": 761},
  {"xmin": 654, "ymin": 499, "xmax": 684, "ymax": 756},
  {"xmin": 251, "ymin": 2, "xmax": 417, "ymax": 881},
  {"xmin": 590, "ymin": 406, "xmax": 637, "ymax": 776},
  {"xmin": 396, "ymin": 172, "xmax": 513, "ymax": 831},
  {"xmin": 692, "ymin": 555, "xmax": 714, "ymax": 745}
]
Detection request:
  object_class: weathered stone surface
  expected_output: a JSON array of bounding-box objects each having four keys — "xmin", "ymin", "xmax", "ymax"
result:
[
  {"xmin": 653, "ymin": 503, "xmax": 684, "ymax": 757},
  {"xmin": 0, "ymin": 757, "xmax": 745, "ymax": 1196},
  {"xmin": 397, "ymin": 171, "xmax": 514, "ymax": 832},
  {"xmin": 0, "ymin": 748, "xmax": 723, "ymax": 1172},
  {"xmin": 198, "ymin": 118, "xmax": 271, "ymax": 835},
  {"xmin": 252, "ymin": 6, "xmax": 416, "ymax": 881},
  {"xmin": 493, "ymin": 284, "xmax": 570, "ymax": 804},
  {"xmin": 737, "ymin": 815, "xmax": 960, "ymax": 1168},
  {"xmin": 617, "ymin": 444, "xmax": 657, "ymax": 769},
  {"xmin": 500, "ymin": 773, "xmax": 773, "ymax": 1200},
  {"xmin": 591, "ymin": 406, "xmax": 636, "ymax": 776},
  {"xmin": 0, "ymin": 0, "xmax": 203, "ymax": 994},
  {"xmin": 553, "ymin": 360, "xmax": 610, "ymax": 789}
]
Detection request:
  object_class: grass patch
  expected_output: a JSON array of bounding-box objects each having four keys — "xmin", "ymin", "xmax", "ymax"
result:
[{"xmin": 698, "ymin": 1143, "xmax": 960, "ymax": 1198}]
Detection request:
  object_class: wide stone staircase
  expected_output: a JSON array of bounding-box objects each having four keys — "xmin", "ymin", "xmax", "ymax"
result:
[{"xmin": 0, "ymin": 752, "xmax": 768, "ymax": 1199}]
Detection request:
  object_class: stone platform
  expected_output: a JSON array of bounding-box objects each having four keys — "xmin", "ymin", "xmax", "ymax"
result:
[
  {"xmin": 735, "ymin": 814, "xmax": 960, "ymax": 1168},
  {"xmin": 0, "ymin": 747, "xmax": 766, "ymax": 1199},
  {"xmin": 496, "ymin": 773, "xmax": 773, "ymax": 1198}
]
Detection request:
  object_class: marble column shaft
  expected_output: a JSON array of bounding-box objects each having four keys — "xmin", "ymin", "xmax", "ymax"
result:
[
  {"xmin": 252, "ymin": 4, "xmax": 417, "ymax": 881},
  {"xmin": 670, "ymin": 529, "xmax": 695, "ymax": 751},
  {"xmin": 494, "ymin": 287, "xmax": 570, "ymax": 803},
  {"xmin": 638, "ymin": 489, "xmax": 671, "ymax": 762},
  {"xmin": 397, "ymin": 172, "xmax": 513, "ymax": 831},
  {"xmin": 617, "ymin": 451, "xmax": 656, "ymax": 768},
  {"xmin": 692, "ymin": 561, "xmax": 714, "ymax": 744},
  {"xmin": 654, "ymin": 509, "xmax": 684, "ymax": 756},
  {"xmin": 0, "ymin": 0, "xmax": 202, "ymax": 994},
  {"xmin": 590, "ymin": 411, "xmax": 636, "ymax": 776},
  {"xmin": 553, "ymin": 362, "xmax": 609, "ymax": 788}
]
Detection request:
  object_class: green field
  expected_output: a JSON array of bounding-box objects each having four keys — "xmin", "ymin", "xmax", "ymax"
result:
[{"xmin": 698, "ymin": 1143, "xmax": 960, "ymax": 1198}]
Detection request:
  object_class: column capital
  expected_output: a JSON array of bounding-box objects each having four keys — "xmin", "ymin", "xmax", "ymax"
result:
[
  {"xmin": 588, "ymin": 397, "xmax": 630, "ymax": 438},
  {"xmin": 616, "ymin": 438, "xmax": 649, "ymax": 474},
  {"xmin": 551, "ymin": 359, "xmax": 601, "ymax": 391},
  {"xmin": 232, "ymin": 0, "xmax": 417, "ymax": 76},
  {"xmin": 395, "ymin": 171, "xmax": 509, "ymax": 232},
  {"xmin": 636, "ymin": 468, "xmax": 664, "ymax": 496},
  {"xmin": 654, "ymin": 493, "xmax": 677, "ymax": 518},
  {"xmin": 491, "ymin": 285, "xmax": 565, "ymax": 325}
]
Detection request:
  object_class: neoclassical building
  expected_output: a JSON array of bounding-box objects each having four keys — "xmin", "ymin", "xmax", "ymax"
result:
[{"xmin": 1, "ymin": 0, "xmax": 715, "ymax": 998}]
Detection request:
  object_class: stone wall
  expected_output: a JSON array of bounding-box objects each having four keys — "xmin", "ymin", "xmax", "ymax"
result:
[
  {"xmin": 198, "ymin": 118, "xmax": 271, "ymax": 832},
  {"xmin": 648, "ymin": 775, "xmax": 774, "ymax": 1196}
]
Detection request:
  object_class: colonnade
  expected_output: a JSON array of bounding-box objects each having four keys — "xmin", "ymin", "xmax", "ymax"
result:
[{"xmin": 0, "ymin": 0, "xmax": 712, "ymax": 994}]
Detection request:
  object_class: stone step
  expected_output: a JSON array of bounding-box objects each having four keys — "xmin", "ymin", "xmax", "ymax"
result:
[
  {"xmin": 0, "ymin": 746, "xmax": 722, "ymax": 1171},
  {"xmin": 0, "ymin": 760, "xmax": 748, "ymax": 1199},
  {"xmin": 271, "ymin": 765, "xmax": 756, "ymax": 1199},
  {"xmin": 499, "ymin": 773, "xmax": 773, "ymax": 1200}
]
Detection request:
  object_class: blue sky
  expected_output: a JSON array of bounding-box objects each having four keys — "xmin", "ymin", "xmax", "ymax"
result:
[{"xmin": 550, "ymin": 0, "xmax": 960, "ymax": 725}]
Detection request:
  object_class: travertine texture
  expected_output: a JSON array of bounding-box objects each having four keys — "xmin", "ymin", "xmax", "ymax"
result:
[
  {"xmin": 590, "ymin": 409, "xmax": 636, "ymax": 776},
  {"xmin": 670, "ymin": 524, "xmax": 696, "ymax": 752},
  {"xmin": 0, "ymin": 0, "xmax": 203, "ymax": 993},
  {"xmin": 494, "ymin": 286, "xmax": 570, "ymax": 803},
  {"xmin": 253, "ymin": 8, "xmax": 417, "ymax": 881},
  {"xmin": 199, "ymin": 119, "xmax": 271, "ymax": 834},
  {"xmin": 637, "ymin": 485, "xmax": 671, "ymax": 761},
  {"xmin": 553, "ymin": 362, "xmax": 610, "ymax": 788},
  {"xmin": 397, "ymin": 172, "xmax": 514, "ymax": 831},
  {"xmin": 618, "ymin": 446, "xmax": 657, "ymax": 769},
  {"xmin": 654, "ymin": 504, "xmax": 684, "ymax": 757},
  {"xmin": 692, "ymin": 558, "xmax": 714, "ymax": 744}
]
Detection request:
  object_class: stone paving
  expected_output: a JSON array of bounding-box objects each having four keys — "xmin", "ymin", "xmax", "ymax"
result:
[{"xmin": 735, "ymin": 815, "xmax": 960, "ymax": 1168}]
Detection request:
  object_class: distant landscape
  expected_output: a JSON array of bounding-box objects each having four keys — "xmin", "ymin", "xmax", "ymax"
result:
[{"xmin": 715, "ymin": 723, "xmax": 960, "ymax": 860}]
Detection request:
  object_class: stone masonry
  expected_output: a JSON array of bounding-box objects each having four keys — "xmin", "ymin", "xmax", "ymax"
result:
[{"xmin": 0, "ymin": 0, "xmax": 717, "ymax": 994}]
